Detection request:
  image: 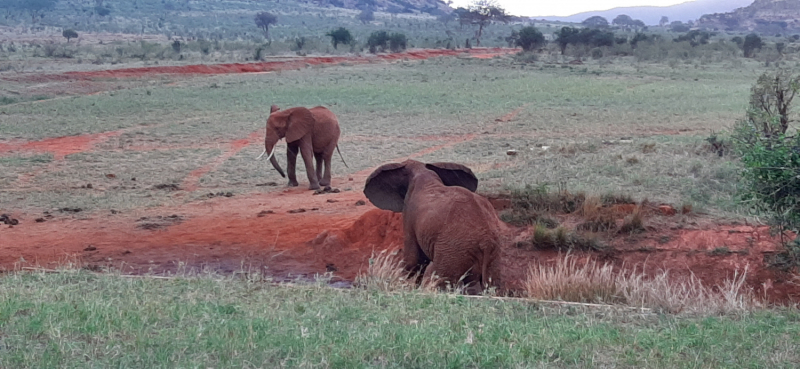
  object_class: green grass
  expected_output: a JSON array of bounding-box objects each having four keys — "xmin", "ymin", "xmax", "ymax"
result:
[
  {"xmin": 1, "ymin": 270, "xmax": 799, "ymax": 368},
  {"xmin": 0, "ymin": 54, "xmax": 772, "ymax": 215}
]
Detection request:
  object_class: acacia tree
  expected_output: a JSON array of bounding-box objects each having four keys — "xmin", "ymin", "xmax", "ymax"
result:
[
  {"xmin": 62, "ymin": 29, "xmax": 78, "ymax": 42},
  {"xmin": 554, "ymin": 26, "xmax": 579, "ymax": 54},
  {"xmin": 582, "ymin": 16, "xmax": 609, "ymax": 28},
  {"xmin": 458, "ymin": 0, "xmax": 509, "ymax": 47},
  {"xmin": 254, "ymin": 11, "xmax": 277, "ymax": 38}
]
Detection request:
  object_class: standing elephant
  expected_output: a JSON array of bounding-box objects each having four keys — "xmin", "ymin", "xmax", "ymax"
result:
[
  {"xmin": 257, "ymin": 106, "xmax": 343, "ymax": 190},
  {"xmin": 364, "ymin": 160, "xmax": 501, "ymax": 292}
]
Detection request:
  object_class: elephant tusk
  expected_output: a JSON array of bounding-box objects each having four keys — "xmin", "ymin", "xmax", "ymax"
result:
[
  {"xmin": 264, "ymin": 145, "xmax": 277, "ymax": 162},
  {"xmin": 255, "ymin": 148, "xmax": 267, "ymax": 160}
]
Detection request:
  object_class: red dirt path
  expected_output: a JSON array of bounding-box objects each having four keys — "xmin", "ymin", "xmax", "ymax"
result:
[{"xmin": 2, "ymin": 50, "xmax": 799, "ymax": 304}]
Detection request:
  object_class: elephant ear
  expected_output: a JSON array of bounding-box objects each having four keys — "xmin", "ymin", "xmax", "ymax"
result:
[
  {"xmin": 425, "ymin": 162, "xmax": 479, "ymax": 192},
  {"xmin": 285, "ymin": 107, "xmax": 315, "ymax": 143},
  {"xmin": 364, "ymin": 162, "xmax": 409, "ymax": 212}
]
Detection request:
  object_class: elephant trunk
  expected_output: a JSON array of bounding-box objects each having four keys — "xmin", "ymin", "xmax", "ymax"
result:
[{"xmin": 265, "ymin": 133, "xmax": 286, "ymax": 178}]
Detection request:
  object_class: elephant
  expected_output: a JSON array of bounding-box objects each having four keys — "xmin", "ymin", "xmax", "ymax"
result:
[
  {"xmin": 257, "ymin": 105, "xmax": 346, "ymax": 190},
  {"xmin": 364, "ymin": 159, "xmax": 501, "ymax": 293}
]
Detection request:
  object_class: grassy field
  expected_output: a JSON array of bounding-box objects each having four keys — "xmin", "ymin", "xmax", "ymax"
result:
[
  {"xmin": 0, "ymin": 55, "xmax": 761, "ymax": 215},
  {"xmin": 1, "ymin": 270, "xmax": 799, "ymax": 368}
]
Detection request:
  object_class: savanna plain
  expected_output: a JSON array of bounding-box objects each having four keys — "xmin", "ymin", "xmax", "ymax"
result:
[{"xmin": 2, "ymin": 43, "xmax": 800, "ymax": 366}]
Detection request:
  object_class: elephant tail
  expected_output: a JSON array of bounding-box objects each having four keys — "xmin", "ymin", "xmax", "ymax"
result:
[{"xmin": 336, "ymin": 144, "xmax": 349, "ymax": 168}]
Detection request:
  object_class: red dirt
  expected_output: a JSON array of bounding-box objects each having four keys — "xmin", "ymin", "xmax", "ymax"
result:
[
  {"xmin": 0, "ymin": 130, "xmax": 124, "ymax": 160},
  {"xmin": 5, "ymin": 48, "xmax": 516, "ymax": 83},
  {"xmin": 2, "ymin": 49, "xmax": 799, "ymax": 305}
]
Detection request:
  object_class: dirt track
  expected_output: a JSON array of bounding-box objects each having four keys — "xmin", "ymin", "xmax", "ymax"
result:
[{"xmin": 1, "ymin": 48, "xmax": 799, "ymax": 304}]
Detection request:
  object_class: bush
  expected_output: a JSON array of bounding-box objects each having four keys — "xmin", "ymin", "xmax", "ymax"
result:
[
  {"xmin": 515, "ymin": 26, "xmax": 545, "ymax": 51},
  {"xmin": 388, "ymin": 32, "xmax": 407, "ymax": 52},
  {"xmin": 367, "ymin": 31, "xmax": 407, "ymax": 53},
  {"xmin": 367, "ymin": 30, "xmax": 389, "ymax": 53}
]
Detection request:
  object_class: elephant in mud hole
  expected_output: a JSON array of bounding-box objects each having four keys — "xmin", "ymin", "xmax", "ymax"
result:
[
  {"xmin": 257, "ymin": 105, "xmax": 347, "ymax": 190},
  {"xmin": 364, "ymin": 159, "xmax": 502, "ymax": 293}
]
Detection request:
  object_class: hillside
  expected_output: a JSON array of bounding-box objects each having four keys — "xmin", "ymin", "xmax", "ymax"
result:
[
  {"xmin": 538, "ymin": 0, "xmax": 752, "ymax": 25},
  {"xmin": 309, "ymin": 0, "xmax": 450, "ymax": 14},
  {"xmin": 697, "ymin": 0, "xmax": 800, "ymax": 32}
]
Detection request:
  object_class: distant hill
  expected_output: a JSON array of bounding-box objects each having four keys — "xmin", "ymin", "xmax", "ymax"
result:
[
  {"xmin": 537, "ymin": 0, "xmax": 753, "ymax": 25},
  {"xmin": 697, "ymin": 0, "xmax": 800, "ymax": 32}
]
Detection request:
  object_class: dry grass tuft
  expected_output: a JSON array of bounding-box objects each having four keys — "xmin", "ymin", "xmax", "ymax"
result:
[
  {"xmin": 525, "ymin": 255, "xmax": 760, "ymax": 315},
  {"xmin": 525, "ymin": 254, "xmax": 621, "ymax": 303},
  {"xmin": 619, "ymin": 204, "xmax": 646, "ymax": 234},
  {"xmin": 355, "ymin": 250, "xmax": 415, "ymax": 292},
  {"xmin": 618, "ymin": 266, "xmax": 758, "ymax": 315},
  {"xmin": 578, "ymin": 196, "xmax": 617, "ymax": 232}
]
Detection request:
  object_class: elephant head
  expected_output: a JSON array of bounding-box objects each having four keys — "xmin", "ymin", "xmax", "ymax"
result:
[
  {"xmin": 364, "ymin": 160, "xmax": 478, "ymax": 212},
  {"xmin": 262, "ymin": 107, "xmax": 316, "ymax": 178},
  {"xmin": 364, "ymin": 160, "xmax": 498, "ymax": 293}
]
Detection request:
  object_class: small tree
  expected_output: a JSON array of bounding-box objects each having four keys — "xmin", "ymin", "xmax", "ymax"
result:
[
  {"xmin": 515, "ymin": 26, "xmax": 545, "ymax": 51},
  {"xmin": 326, "ymin": 27, "xmax": 353, "ymax": 49},
  {"xmin": 733, "ymin": 70, "xmax": 800, "ymax": 262},
  {"xmin": 358, "ymin": 8, "xmax": 374, "ymax": 24},
  {"xmin": 659, "ymin": 16, "xmax": 669, "ymax": 27},
  {"xmin": 458, "ymin": 0, "xmax": 509, "ymax": 47},
  {"xmin": 555, "ymin": 26, "xmax": 579, "ymax": 54},
  {"xmin": 254, "ymin": 11, "xmax": 277, "ymax": 38},
  {"xmin": 743, "ymin": 33, "xmax": 763, "ymax": 58},
  {"xmin": 62, "ymin": 29, "xmax": 78, "ymax": 42}
]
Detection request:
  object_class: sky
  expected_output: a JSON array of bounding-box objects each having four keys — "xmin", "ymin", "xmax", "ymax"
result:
[{"xmin": 448, "ymin": 0, "xmax": 693, "ymax": 17}]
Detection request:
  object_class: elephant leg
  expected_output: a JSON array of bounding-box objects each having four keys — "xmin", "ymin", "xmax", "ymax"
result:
[
  {"xmin": 314, "ymin": 153, "xmax": 324, "ymax": 186},
  {"xmin": 286, "ymin": 144, "xmax": 300, "ymax": 187},
  {"xmin": 402, "ymin": 235, "xmax": 429, "ymax": 285},
  {"xmin": 320, "ymin": 148, "xmax": 333, "ymax": 187},
  {"xmin": 299, "ymin": 143, "xmax": 320, "ymax": 190}
]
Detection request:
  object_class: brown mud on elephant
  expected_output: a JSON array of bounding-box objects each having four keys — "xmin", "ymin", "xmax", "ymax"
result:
[
  {"xmin": 364, "ymin": 160, "xmax": 503, "ymax": 294},
  {"xmin": 257, "ymin": 105, "xmax": 347, "ymax": 190}
]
